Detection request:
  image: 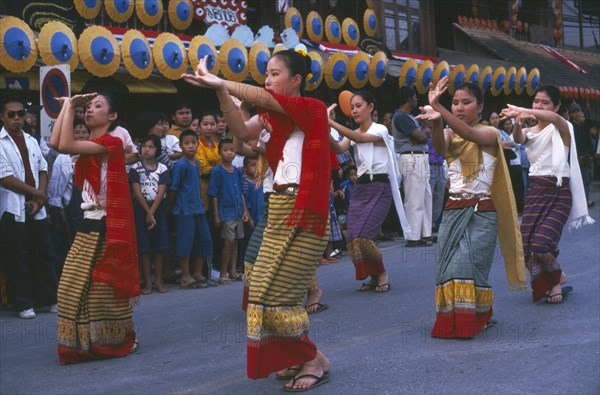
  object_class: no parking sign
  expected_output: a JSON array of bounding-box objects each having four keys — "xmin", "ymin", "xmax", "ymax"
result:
[{"xmin": 39, "ymin": 65, "xmax": 70, "ymax": 141}]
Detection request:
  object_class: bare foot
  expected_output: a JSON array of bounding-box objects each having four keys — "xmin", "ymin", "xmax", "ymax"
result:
[
  {"xmin": 154, "ymin": 283, "xmax": 168, "ymax": 293},
  {"xmin": 317, "ymin": 350, "xmax": 330, "ymax": 374},
  {"xmin": 305, "ymin": 288, "xmax": 323, "ymax": 313},
  {"xmin": 356, "ymin": 276, "xmax": 378, "ymax": 292},
  {"xmin": 284, "ymin": 357, "xmax": 324, "ymax": 390},
  {"xmin": 560, "ymin": 272, "xmax": 568, "ymax": 285},
  {"xmin": 180, "ymin": 275, "xmax": 198, "ymax": 287},
  {"xmin": 276, "ymin": 365, "xmax": 301, "ymax": 380},
  {"xmin": 377, "ymin": 272, "xmax": 389, "ymax": 287}
]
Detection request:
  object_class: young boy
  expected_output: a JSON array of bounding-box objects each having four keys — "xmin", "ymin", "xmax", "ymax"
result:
[
  {"xmin": 169, "ymin": 130, "xmax": 213, "ymax": 289},
  {"xmin": 207, "ymin": 138, "xmax": 249, "ymax": 285},
  {"xmin": 237, "ymin": 157, "xmax": 264, "ymax": 273}
]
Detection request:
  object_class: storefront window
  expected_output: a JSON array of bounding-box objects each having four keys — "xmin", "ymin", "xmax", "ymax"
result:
[{"xmin": 383, "ymin": 0, "xmax": 421, "ymax": 53}]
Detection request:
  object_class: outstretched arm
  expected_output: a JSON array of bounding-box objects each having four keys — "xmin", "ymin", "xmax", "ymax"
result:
[
  {"xmin": 416, "ymin": 105, "xmax": 447, "ymax": 155},
  {"xmin": 327, "ymin": 104, "xmax": 382, "ymax": 144},
  {"xmin": 500, "ymin": 104, "xmax": 570, "ymax": 147},
  {"xmin": 57, "ymin": 94, "xmax": 107, "ymax": 156}
]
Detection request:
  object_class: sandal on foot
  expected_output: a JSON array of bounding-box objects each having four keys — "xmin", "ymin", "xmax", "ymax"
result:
[
  {"xmin": 130, "ymin": 340, "xmax": 139, "ymax": 354},
  {"xmin": 305, "ymin": 303, "xmax": 328, "ymax": 315},
  {"xmin": 356, "ymin": 283, "xmax": 376, "ymax": 292},
  {"xmin": 276, "ymin": 367, "xmax": 302, "ymax": 381},
  {"xmin": 283, "ymin": 374, "xmax": 330, "ymax": 392},
  {"xmin": 546, "ymin": 286, "xmax": 573, "ymax": 304},
  {"xmin": 154, "ymin": 285, "xmax": 169, "ymax": 293},
  {"xmin": 180, "ymin": 280, "xmax": 208, "ymax": 289},
  {"xmin": 374, "ymin": 283, "xmax": 390, "ymax": 293},
  {"xmin": 484, "ymin": 319, "xmax": 498, "ymax": 329},
  {"xmin": 141, "ymin": 287, "xmax": 152, "ymax": 295},
  {"xmin": 218, "ymin": 277, "xmax": 233, "ymax": 285}
]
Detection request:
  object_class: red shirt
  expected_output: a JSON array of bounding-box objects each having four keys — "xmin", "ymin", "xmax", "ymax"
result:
[{"xmin": 9, "ymin": 132, "xmax": 36, "ymax": 192}]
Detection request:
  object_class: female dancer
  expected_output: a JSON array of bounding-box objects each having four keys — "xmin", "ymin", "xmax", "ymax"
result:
[
  {"xmin": 418, "ymin": 77, "xmax": 526, "ymax": 339},
  {"xmin": 183, "ymin": 51, "xmax": 331, "ymax": 391},
  {"xmin": 50, "ymin": 92, "xmax": 139, "ymax": 363},
  {"xmin": 501, "ymin": 85, "xmax": 593, "ymax": 303},
  {"xmin": 328, "ymin": 90, "xmax": 409, "ymax": 293}
]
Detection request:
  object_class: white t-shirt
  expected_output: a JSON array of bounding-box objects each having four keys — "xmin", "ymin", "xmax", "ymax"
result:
[
  {"xmin": 110, "ymin": 126, "xmax": 138, "ymax": 153},
  {"xmin": 274, "ymin": 130, "xmax": 304, "ymax": 185},
  {"xmin": 162, "ymin": 134, "xmax": 181, "ymax": 155}
]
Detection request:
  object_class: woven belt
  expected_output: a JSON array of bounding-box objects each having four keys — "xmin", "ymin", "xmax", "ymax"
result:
[
  {"xmin": 274, "ymin": 186, "xmax": 299, "ymax": 196},
  {"xmin": 450, "ymin": 193, "xmax": 491, "ymax": 200}
]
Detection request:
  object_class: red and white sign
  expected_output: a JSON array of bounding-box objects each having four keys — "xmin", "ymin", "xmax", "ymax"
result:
[
  {"xmin": 39, "ymin": 65, "xmax": 71, "ymax": 141},
  {"xmin": 191, "ymin": 0, "xmax": 247, "ymax": 31}
]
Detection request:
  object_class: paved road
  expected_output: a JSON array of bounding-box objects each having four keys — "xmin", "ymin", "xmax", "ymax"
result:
[{"xmin": 2, "ymin": 184, "xmax": 599, "ymax": 395}]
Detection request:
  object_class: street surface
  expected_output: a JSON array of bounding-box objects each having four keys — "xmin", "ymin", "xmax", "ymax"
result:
[{"xmin": 1, "ymin": 184, "xmax": 599, "ymax": 394}]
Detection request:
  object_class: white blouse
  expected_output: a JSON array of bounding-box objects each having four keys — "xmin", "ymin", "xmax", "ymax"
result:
[
  {"xmin": 273, "ymin": 130, "xmax": 304, "ymax": 185},
  {"xmin": 448, "ymin": 150, "xmax": 496, "ymax": 196}
]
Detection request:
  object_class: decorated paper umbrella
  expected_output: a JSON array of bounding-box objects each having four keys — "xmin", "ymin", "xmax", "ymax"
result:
[
  {"xmin": 135, "ymin": 0, "xmax": 163, "ymax": 27},
  {"xmin": 363, "ymin": 9, "xmax": 377, "ymax": 37},
  {"xmin": 74, "ymin": 0, "xmax": 102, "ymax": 19},
  {"xmin": 219, "ymin": 39, "xmax": 248, "ymax": 82},
  {"xmin": 416, "ymin": 60, "xmax": 434, "ymax": 94},
  {"xmin": 325, "ymin": 15, "xmax": 342, "ymax": 44},
  {"xmin": 432, "ymin": 60, "xmax": 449, "ymax": 86},
  {"xmin": 398, "ymin": 58, "xmax": 417, "ymax": 88},
  {"xmin": 285, "ymin": 7, "xmax": 303, "ymax": 38},
  {"xmin": 306, "ymin": 11, "xmax": 323, "ymax": 42},
  {"xmin": 368, "ymin": 51, "xmax": 387, "ymax": 88},
  {"xmin": 105, "ymin": 0, "xmax": 134, "ymax": 23},
  {"xmin": 306, "ymin": 51, "xmax": 323, "ymax": 92},
  {"xmin": 153, "ymin": 32, "xmax": 188, "ymax": 80},
  {"xmin": 447, "ymin": 64, "xmax": 466, "ymax": 96},
  {"xmin": 338, "ymin": 90, "xmax": 353, "ymax": 117},
  {"xmin": 249, "ymin": 41, "xmax": 270, "ymax": 85},
  {"xmin": 342, "ymin": 18, "xmax": 360, "ymax": 47},
  {"xmin": 272, "ymin": 44, "xmax": 287, "ymax": 55},
  {"xmin": 479, "ymin": 65, "xmax": 493, "ymax": 93},
  {"xmin": 525, "ymin": 68, "xmax": 540, "ymax": 96},
  {"xmin": 465, "ymin": 64, "xmax": 479, "ymax": 84},
  {"xmin": 325, "ymin": 51, "xmax": 349, "ymax": 90},
  {"xmin": 348, "ymin": 51, "xmax": 370, "ymax": 89},
  {"xmin": 490, "ymin": 66, "xmax": 506, "ymax": 96},
  {"xmin": 0, "ymin": 17, "xmax": 38, "ymax": 73},
  {"xmin": 504, "ymin": 66, "xmax": 517, "ymax": 95},
  {"xmin": 169, "ymin": 0, "xmax": 193, "ymax": 31},
  {"xmin": 78, "ymin": 25, "xmax": 121, "ymax": 77},
  {"xmin": 188, "ymin": 35, "xmax": 219, "ymax": 75},
  {"xmin": 38, "ymin": 21, "xmax": 79, "ymax": 70},
  {"xmin": 121, "ymin": 29, "xmax": 153, "ymax": 79},
  {"xmin": 366, "ymin": 0, "xmax": 375, "ymax": 9}
]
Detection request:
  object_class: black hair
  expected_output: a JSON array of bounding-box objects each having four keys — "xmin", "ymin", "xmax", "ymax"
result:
[
  {"xmin": 243, "ymin": 156, "xmax": 257, "ymax": 167},
  {"xmin": 1, "ymin": 92, "xmax": 27, "ymax": 112},
  {"xmin": 535, "ymin": 85, "xmax": 561, "ymax": 107},
  {"xmin": 171, "ymin": 98, "xmax": 193, "ymax": 116},
  {"xmin": 198, "ymin": 110, "xmax": 217, "ymax": 123},
  {"xmin": 218, "ymin": 137, "xmax": 233, "ymax": 151},
  {"xmin": 344, "ymin": 165, "xmax": 357, "ymax": 176},
  {"xmin": 137, "ymin": 111, "xmax": 168, "ymax": 136},
  {"xmin": 179, "ymin": 129, "xmax": 198, "ymax": 142},
  {"xmin": 396, "ymin": 86, "xmax": 415, "ymax": 106},
  {"xmin": 351, "ymin": 90, "xmax": 377, "ymax": 113},
  {"xmin": 214, "ymin": 109, "xmax": 224, "ymax": 118},
  {"xmin": 558, "ymin": 104, "xmax": 570, "ymax": 116},
  {"xmin": 73, "ymin": 118, "xmax": 90, "ymax": 131},
  {"xmin": 271, "ymin": 50, "xmax": 312, "ymax": 95},
  {"xmin": 454, "ymin": 81, "xmax": 484, "ymax": 105},
  {"xmin": 140, "ymin": 134, "xmax": 162, "ymax": 158}
]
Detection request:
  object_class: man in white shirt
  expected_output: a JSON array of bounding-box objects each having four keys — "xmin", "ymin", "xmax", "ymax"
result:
[{"xmin": 0, "ymin": 94, "xmax": 58, "ymax": 319}]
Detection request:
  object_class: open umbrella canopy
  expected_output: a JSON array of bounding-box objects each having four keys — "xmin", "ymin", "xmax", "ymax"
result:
[
  {"xmin": 0, "ymin": 16, "xmax": 38, "ymax": 73},
  {"xmin": 368, "ymin": 51, "xmax": 387, "ymax": 88},
  {"xmin": 153, "ymin": 32, "xmax": 189, "ymax": 80},
  {"xmin": 479, "ymin": 65, "xmax": 492, "ymax": 93},
  {"xmin": 78, "ymin": 25, "xmax": 121, "ymax": 77},
  {"xmin": 342, "ymin": 18, "xmax": 360, "ymax": 47},
  {"xmin": 504, "ymin": 66, "xmax": 517, "ymax": 95},
  {"xmin": 363, "ymin": 9, "xmax": 377, "ymax": 37},
  {"xmin": 465, "ymin": 64, "xmax": 479, "ymax": 84},
  {"xmin": 433, "ymin": 60, "xmax": 449, "ymax": 87},
  {"xmin": 448, "ymin": 64, "xmax": 466, "ymax": 96},
  {"xmin": 38, "ymin": 21, "xmax": 79, "ymax": 70},
  {"xmin": 169, "ymin": 0, "xmax": 193, "ymax": 31},
  {"xmin": 136, "ymin": 0, "xmax": 163, "ymax": 27},
  {"xmin": 285, "ymin": 7, "xmax": 303, "ymax": 38},
  {"xmin": 306, "ymin": 11, "xmax": 323, "ymax": 42},
  {"xmin": 515, "ymin": 67, "xmax": 527, "ymax": 95},
  {"xmin": 490, "ymin": 66, "xmax": 506, "ymax": 96},
  {"xmin": 306, "ymin": 51, "xmax": 324, "ymax": 92},
  {"xmin": 121, "ymin": 29, "xmax": 153, "ymax": 79},
  {"xmin": 219, "ymin": 38, "xmax": 248, "ymax": 83},
  {"xmin": 526, "ymin": 68, "xmax": 540, "ymax": 96},
  {"xmin": 325, "ymin": 15, "xmax": 342, "ymax": 44},
  {"xmin": 248, "ymin": 41, "xmax": 270, "ymax": 85},
  {"xmin": 325, "ymin": 51, "xmax": 349, "ymax": 90},
  {"xmin": 416, "ymin": 60, "xmax": 434, "ymax": 94},
  {"xmin": 74, "ymin": 0, "xmax": 102, "ymax": 20},
  {"xmin": 399, "ymin": 58, "xmax": 417, "ymax": 88},
  {"xmin": 272, "ymin": 44, "xmax": 287, "ymax": 55},
  {"xmin": 348, "ymin": 51, "xmax": 370, "ymax": 89},
  {"xmin": 105, "ymin": 0, "xmax": 134, "ymax": 23},
  {"xmin": 188, "ymin": 35, "xmax": 219, "ymax": 75}
]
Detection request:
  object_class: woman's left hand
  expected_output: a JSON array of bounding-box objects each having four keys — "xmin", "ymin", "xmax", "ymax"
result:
[
  {"xmin": 500, "ymin": 104, "xmax": 524, "ymax": 120},
  {"xmin": 181, "ymin": 56, "xmax": 224, "ymax": 89},
  {"xmin": 415, "ymin": 105, "xmax": 441, "ymax": 123},
  {"xmin": 327, "ymin": 104, "xmax": 337, "ymax": 120}
]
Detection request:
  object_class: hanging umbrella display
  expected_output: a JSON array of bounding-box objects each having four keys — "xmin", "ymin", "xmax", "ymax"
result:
[
  {"xmin": 368, "ymin": 51, "xmax": 387, "ymax": 88},
  {"xmin": 325, "ymin": 52, "xmax": 349, "ymax": 90},
  {"xmin": 416, "ymin": 60, "xmax": 434, "ymax": 94},
  {"xmin": 504, "ymin": 66, "xmax": 517, "ymax": 95},
  {"xmin": 432, "ymin": 60, "xmax": 449, "ymax": 86},
  {"xmin": 515, "ymin": 67, "xmax": 527, "ymax": 95},
  {"xmin": 525, "ymin": 68, "xmax": 540, "ymax": 96},
  {"xmin": 272, "ymin": 44, "xmax": 288, "ymax": 55},
  {"xmin": 342, "ymin": 18, "xmax": 360, "ymax": 47},
  {"xmin": 348, "ymin": 51, "xmax": 370, "ymax": 89},
  {"xmin": 38, "ymin": 21, "xmax": 79, "ymax": 70},
  {"xmin": 325, "ymin": 15, "xmax": 342, "ymax": 44},
  {"xmin": 231, "ymin": 25, "xmax": 255, "ymax": 48},
  {"xmin": 105, "ymin": 0, "xmax": 134, "ymax": 23},
  {"xmin": 490, "ymin": 66, "xmax": 506, "ymax": 96},
  {"xmin": 219, "ymin": 39, "xmax": 248, "ymax": 83},
  {"xmin": 306, "ymin": 11, "xmax": 323, "ymax": 42},
  {"xmin": 121, "ymin": 29, "xmax": 153, "ymax": 79},
  {"xmin": 306, "ymin": 51, "xmax": 323, "ymax": 92},
  {"xmin": 0, "ymin": 17, "xmax": 38, "ymax": 73},
  {"xmin": 205, "ymin": 23, "xmax": 230, "ymax": 47},
  {"xmin": 153, "ymin": 32, "xmax": 188, "ymax": 80},
  {"xmin": 136, "ymin": 0, "xmax": 163, "ymax": 27},
  {"xmin": 447, "ymin": 64, "xmax": 466, "ymax": 96},
  {"xmin": 78, "ymin": 25, "xmax": 121, "ymax": 77},
  {"xmin": 188, "ymin": 35, "xmax": 219, "ymax": 75},
  {"xmin": 366, "ymin": 0, "xmax": 375, "ymax": 9},
  {"xmin": 398, "ymin": 58, "xmax": 417, "ymax": 88},
  {"xmin": 74, "ymin": 0, "xmax": 102, "ymax": 19},
  {"xmin": 169, "ymin": 0, "xmax": 193, "ymax": 31},
  {"xmin": 479, "ymin": 65, "xmax": 492, "ymax": 93},
  {"xmin": 249, "ymin": 41, "xmax": 270, "ymax": 85},
  {"xmin": 465, "ymin": 64, "xmax": 479, "ymax": 84},
  {"xmin": 285, "ymin": 7, "xmax": 304, "ymax": 38},
  {"xmin": 363, "ymin": 9, "xmax": 377, "ymax": 37}
]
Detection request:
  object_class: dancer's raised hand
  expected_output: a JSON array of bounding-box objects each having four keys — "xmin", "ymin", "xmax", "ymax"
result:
[
  {"xmin": 428, "ymin": 76, "xmax": 448, "ymax": 107},
  {"xmin": 416, "ymin": 105, "xmax": 441, "ymax": 123},
  {"xmin": 181, "ymin": 55, "xmax": 224, "ymax": 89}
]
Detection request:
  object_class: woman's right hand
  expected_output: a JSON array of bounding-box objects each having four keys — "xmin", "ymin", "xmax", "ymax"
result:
[
  {"xmin": 181, "ymin": 56, "xmax": 224, "ymax": 89},
  {"xmin": 428, "ymin": 76, "xmax": 448, "ymax": 107}
]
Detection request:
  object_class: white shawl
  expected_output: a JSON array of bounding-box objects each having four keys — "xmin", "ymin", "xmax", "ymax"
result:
[{"xmin": 526, "ymin": 121, "xmax": 594, "ymax": 231}]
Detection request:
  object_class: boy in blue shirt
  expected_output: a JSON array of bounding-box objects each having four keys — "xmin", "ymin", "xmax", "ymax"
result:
[
  {"xmin": 169, "ymin": 130, "xmax": 213, "ymax": 289},
  {"xmin": 208, "ymin": 138, "xmax": 249, "ymax": 285}
]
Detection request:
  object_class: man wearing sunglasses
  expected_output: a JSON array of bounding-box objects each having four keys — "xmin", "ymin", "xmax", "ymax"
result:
[{"xmin": 0, "ymin": 93, "xmax": 58, "ymax": 319}]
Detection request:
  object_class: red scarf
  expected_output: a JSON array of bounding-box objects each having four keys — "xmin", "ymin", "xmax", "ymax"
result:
[
  {"xmin": 74, "ymin": 134, "xmax": 140, "ymax": 301},
  {"xmin": 257, "ymin": 91, "xmax": 333, "ymax": 236}
]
